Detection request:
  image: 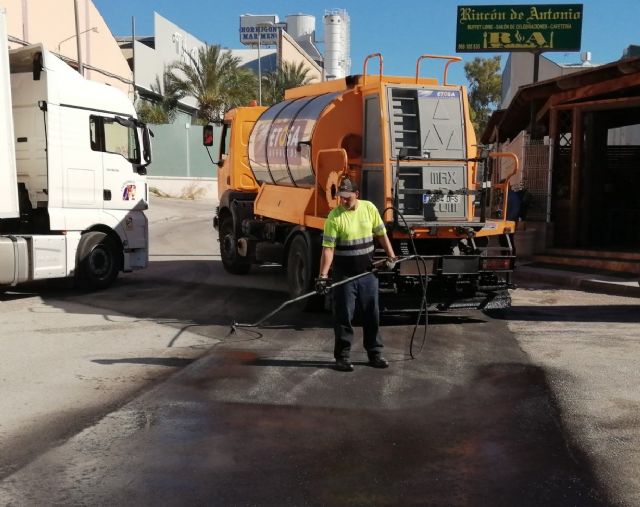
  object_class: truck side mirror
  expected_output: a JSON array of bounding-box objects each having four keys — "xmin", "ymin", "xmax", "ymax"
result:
[
  {"xmin": 203, "ymin": 125, "xmax": 214, "ymax": 146},
  {"xmin": 142, "ymin": 128, "xmax": 152, "ymax": 164}
]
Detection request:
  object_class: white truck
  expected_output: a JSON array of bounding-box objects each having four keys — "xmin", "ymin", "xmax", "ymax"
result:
[{"xmin": 0, "ymin": 8, "xmax": 152, "ymax": 290}]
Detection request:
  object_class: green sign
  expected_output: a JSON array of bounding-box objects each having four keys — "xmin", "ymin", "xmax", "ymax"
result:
[{"xmin": 456, "ymin": 4, "xmax": 583, "ymax": 52}]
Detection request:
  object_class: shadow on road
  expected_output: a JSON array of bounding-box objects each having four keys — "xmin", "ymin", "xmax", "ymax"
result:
[
  {"xmin": 248, "ymin": 358, "xmax": 337, "ymax": 369},
  {"xmin": 496, "ymin": 304, "xmax": 640, "ymax": 323},
  {"xmin": 3, "ymin": 260, "xmax": 491, "ymax": 336},
  {"xmin": 381, "ymin": 312, "xmax": 487, "ymax": 326},
  {"xmin": 92, "ymin": 357, "xmax": 195, "ymax": 368}
]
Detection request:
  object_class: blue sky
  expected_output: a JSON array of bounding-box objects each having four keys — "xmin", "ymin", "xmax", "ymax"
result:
[{"xmin": 94, "ymin": 0, "xmax": 639, "ymax": 86}]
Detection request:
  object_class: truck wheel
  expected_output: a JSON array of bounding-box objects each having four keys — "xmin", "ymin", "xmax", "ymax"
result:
[
  {"xmin": 287, "ymin": 235, "xmax": 323, "ymax": 311},
  {"xmin": 287, "ymin": 235, "xmax": 314, "ymax": 298},
  {"xmin": 77, "ymin": 231, "xmax": 119, "ymax": 290},
  {"xmin": 219, "ymin": 215, "xmax": 251, "ymax": 275}
]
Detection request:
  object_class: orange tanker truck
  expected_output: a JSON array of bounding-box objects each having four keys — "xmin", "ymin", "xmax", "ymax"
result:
[{"xmin": 204, "ymin": 54, "xmax": 518, "ymax": 313}]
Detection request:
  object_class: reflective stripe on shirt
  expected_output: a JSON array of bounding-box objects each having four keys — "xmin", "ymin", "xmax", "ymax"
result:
[{"xmin": 321, "ymin": 200, "xmax": 386, "ymax": 275}]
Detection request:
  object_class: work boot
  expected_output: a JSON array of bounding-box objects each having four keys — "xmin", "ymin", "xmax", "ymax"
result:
[
  {"xmin": 335, "ymin": 358, "xmax": 354, "ymax": 372},
  {"xmin": 368, "ymin": 355, "xmax": 389, "ymax": 369}
]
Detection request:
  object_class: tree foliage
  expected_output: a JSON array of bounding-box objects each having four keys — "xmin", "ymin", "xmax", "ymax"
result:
[
  {"xmin": 167, "ymin": 44, "xmax": 257, "ymax": 122},
  {"xmin": 135, "ymin": 100, "xmax": 169, "ymax": 124},
  {"xmin": 262, "ymin": 61, "xmax": 314, "ymax": 106},
  {"xmin": 464, "ymin": 56, "xmax": 502, "ymax": 136},
  {"xmin": 135, "ymin": 69, "xmax": 182, "ymax": 124}
]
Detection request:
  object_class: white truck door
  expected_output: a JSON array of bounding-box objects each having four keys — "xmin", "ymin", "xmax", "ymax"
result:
[
  {"xmin": 60, "ymin": 107, "xmax": 102, "ymax": 208},
  {"xmin": 0, "ymin": 8, "xmax": 19, "ymax": 219},
  {"xmin": 99, "ymin": 116, "xmax": 145, "ymax": 211}
]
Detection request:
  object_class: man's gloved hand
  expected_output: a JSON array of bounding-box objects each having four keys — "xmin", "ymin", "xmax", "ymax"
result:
[
  {"xmin": 315, "ymin": 276, "xmax": 330, "ymax": 295},
  {"xmin": 384, "ymin": 256, "xmax": 398, "ymax": 270}
]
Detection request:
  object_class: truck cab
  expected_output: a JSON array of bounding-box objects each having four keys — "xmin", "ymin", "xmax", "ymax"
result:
[{"xmin": 1, "ymin": 8, "xmax": 152, "ymax": 289}]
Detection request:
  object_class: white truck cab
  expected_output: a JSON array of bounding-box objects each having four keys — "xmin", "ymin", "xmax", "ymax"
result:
[{"xmin": 0, "ymin": 8, "xmax": 151, "ymax": 289}]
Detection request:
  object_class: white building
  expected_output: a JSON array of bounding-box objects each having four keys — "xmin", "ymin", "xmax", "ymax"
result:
[
  {"xmin": 0, "ymin": 0, "xmax": 133, "ymax": 96},
  {"xmin": 501, "ymin": 52, "xmax": 598, "ymax": 109},
  {"xmin": 127, "ymin": 12, "xmax": 324, "ymax": 115}
]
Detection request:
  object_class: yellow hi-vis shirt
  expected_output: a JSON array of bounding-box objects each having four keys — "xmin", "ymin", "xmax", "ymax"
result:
[{"xmin": 322, "ymin": 200, "xmax": 386, "ymax": 275}]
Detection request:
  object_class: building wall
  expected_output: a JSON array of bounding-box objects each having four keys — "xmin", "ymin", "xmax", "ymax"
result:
[
  {"xmin": 501, "ymin": 53, "xmax": 593, "ymax": 108},
  {"xmin": 134, "ymin": 12, "xmax": 206, "ymax": 109},
  {"xmin": 279, "ymin": 29, "xmax": 322, "ymax": 82},
  {"xmin": 232, "ymin": 47, "xmax": 277, "ymax": 74},
  {"xmin": 132, "ymin": 38, "xmax": 158, "ymax": 90},
  {"xmin": 609, "ymin": 124, "xmax": 640, "ymax": 145},
  {"xmin": 134, "ymin": 12, "xmax": 279, "ymax": 108},
  {"xmin": 0, "ymin": 0, "xmax": 133, "ymax": 96}
]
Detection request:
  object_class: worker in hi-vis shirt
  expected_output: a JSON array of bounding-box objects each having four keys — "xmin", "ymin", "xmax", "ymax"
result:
[{"xmin": 316, "ymin": 178, "xmax": 397, "ymax": 372}]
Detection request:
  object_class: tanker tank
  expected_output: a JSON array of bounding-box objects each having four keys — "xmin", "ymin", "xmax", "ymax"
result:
[{"xmin": 248, "ymin": 92, "xmax": 341, "ymax": 187}]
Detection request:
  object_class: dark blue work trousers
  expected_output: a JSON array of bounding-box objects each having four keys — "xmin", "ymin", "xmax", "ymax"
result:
[{"xmin": 332, "ymin": 271, "xmax": 383, "ymax": 360}]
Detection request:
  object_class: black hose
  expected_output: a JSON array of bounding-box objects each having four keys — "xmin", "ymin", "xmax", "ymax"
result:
[
  {"xmin": 383, "ymin": 206, "xmax": 429, "ymax": 359},
  {"xmin": 231, "ymin": 205, "xmax": 430, "ymax": 359}
]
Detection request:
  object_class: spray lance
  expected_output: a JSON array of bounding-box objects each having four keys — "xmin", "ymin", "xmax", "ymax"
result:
[{"xmin": 230, "ymin": 255, "xmax": 420, "ymax": 332}]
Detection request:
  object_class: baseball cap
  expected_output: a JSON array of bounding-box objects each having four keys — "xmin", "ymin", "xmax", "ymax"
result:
[{"xmin": 337, "ymin": 178, "xmax": 358, "ymax": 197}]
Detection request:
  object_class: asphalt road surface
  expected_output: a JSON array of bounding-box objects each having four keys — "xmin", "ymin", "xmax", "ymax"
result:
[{"xmin": 1, "ymin": 197, "xmax": 639, "ymax": 506}]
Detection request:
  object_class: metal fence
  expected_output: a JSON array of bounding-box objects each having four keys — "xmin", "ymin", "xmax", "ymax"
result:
[
  {"xmin": 498, "ymin": 132, "xmax": 550, "ymax": 221},
  {"xmin": 146, "ymin": 117, "xmax": 221, "ymax": 179}
]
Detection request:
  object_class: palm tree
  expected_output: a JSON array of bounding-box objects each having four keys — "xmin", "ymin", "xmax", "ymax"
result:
[
  {"xmin": 167, "ymin": 44, "xmax": 257, "ymax": 122},
  {"xmin": 135, "ymin": 68, "xmax": 184, "ymax": 124},
  {"xmin": 262, "ymin": 61, "xmax": 314, "ymax": 105}
]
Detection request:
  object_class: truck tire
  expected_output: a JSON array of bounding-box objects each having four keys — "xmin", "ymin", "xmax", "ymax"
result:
[
  {"xmin": 219, "ymin": 214, "xmax": 251, "ymax": 275},
  {"xmin": 286, "ymin": 235, "xmax": 324, "ymax": 312},
  {"xmin": 287, "ymin": 235, "xmax": 313, "ymax": 299},
  {"xmin": 77, "ymin": 231, "xmax": 119, "ymax": 290}
]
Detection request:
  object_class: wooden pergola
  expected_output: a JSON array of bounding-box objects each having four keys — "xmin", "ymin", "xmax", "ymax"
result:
[{"xmin": 484, "ymin": 56, "xmax": 640, "ymax": 248}]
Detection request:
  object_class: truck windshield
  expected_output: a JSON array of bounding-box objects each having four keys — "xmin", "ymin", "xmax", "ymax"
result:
[
  {"xmin": 104, "ymin": 120, "xmax": 139, "ymax": 161},
  {"xmin": 90, "ymin": 115, "xmax": 141, "ymax": 163}
]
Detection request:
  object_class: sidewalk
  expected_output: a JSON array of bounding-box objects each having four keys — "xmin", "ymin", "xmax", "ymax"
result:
[{"xmin": 513, "ymin": 262, "xmax": 640, "ymax": 298}]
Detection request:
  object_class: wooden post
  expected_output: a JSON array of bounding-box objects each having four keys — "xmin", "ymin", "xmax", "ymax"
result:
[
  {"xmin": 547, "ymin": 108, "xmax": 558, "ymax": 224},
  {"xmin": 569, "ymin": 107, "xmax": 582, "ymax": 245},
  {"xmin": 579, "ymin": 110, "xmax": 592, "ymax": 246},
  {"xmin": 528, "ymin": 52, "xmax": 541, "ymax": 135}
]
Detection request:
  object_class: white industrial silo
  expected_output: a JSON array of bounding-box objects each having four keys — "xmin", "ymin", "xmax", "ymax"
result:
[
  {"xmin": 323, "ymin": 9, "xmax": 351, "ymax": 80},
  {"xmin": 285, "ymin": 13, "xmax": 322, "ymax": 61},
  {"xmin": 285, "ymin": 13, "xmax": 316, "ymax": 40}
]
